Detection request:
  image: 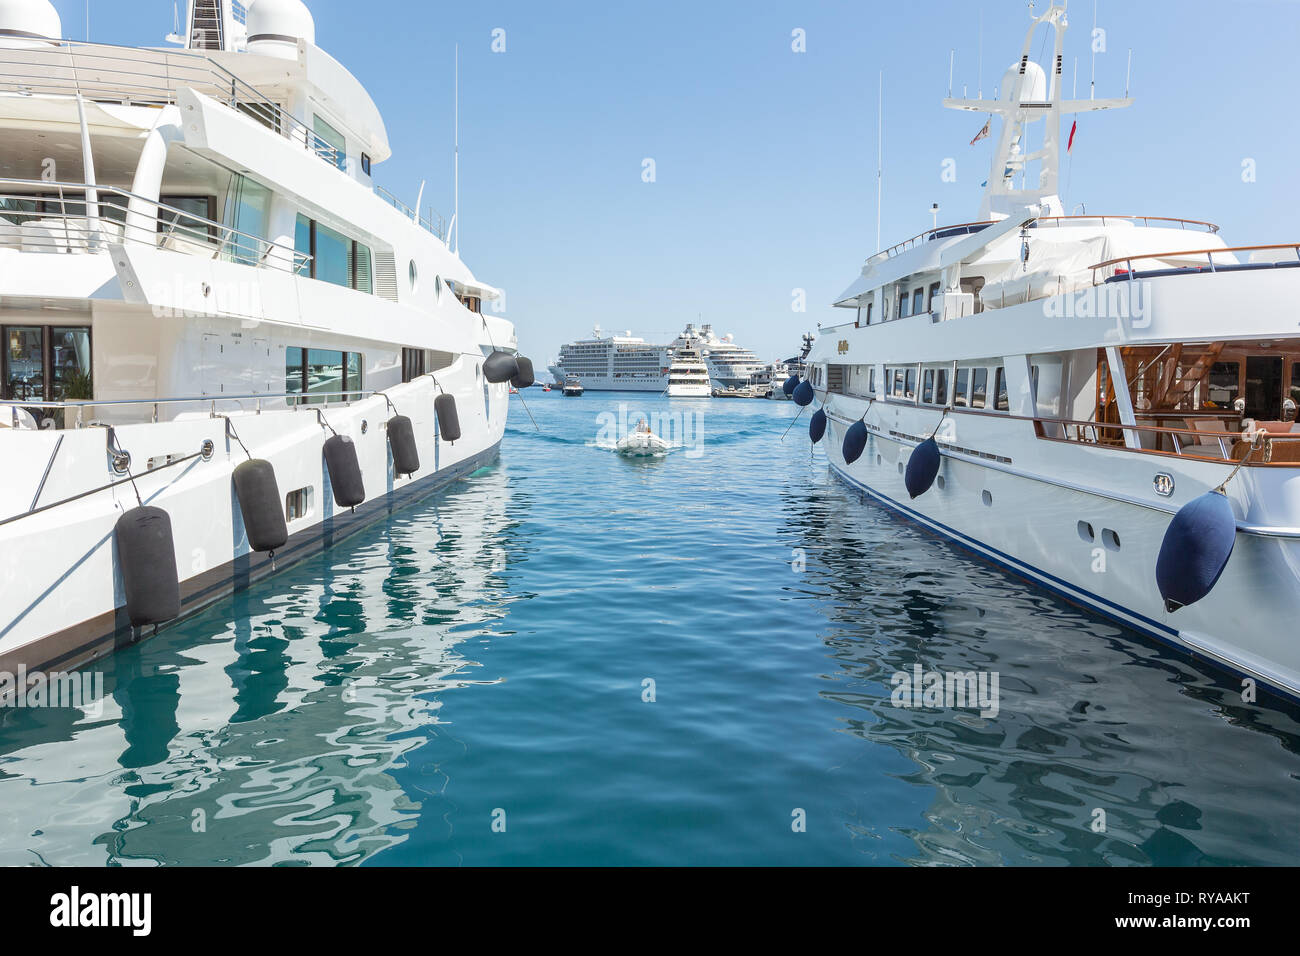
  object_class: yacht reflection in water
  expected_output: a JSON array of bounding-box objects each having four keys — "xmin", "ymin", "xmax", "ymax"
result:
[
  {"xmin": 782, "ymin": 475, "xmax": 1300, "ymax": 866},
  {"xmin": 0, "ymin": 468, "xmax": 523, "ymax": 866}
]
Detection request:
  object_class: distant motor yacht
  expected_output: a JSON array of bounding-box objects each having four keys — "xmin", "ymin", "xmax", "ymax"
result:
[
  {"xmin": 562, "ymin": 375, "xmax": 584, "ymax": 396},
  {"xmin": 666, "ymin": 347, "xmax": 711, "ymax": 397}
]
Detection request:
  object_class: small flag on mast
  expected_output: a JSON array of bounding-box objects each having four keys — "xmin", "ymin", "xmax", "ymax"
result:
[
  {"xmin": 1068, "ymin": 119, "xmax": 1078, "ymax": 152},
  {"xmin": 970, "ymin": 117, "xmax": 991, "ymax": 145}
]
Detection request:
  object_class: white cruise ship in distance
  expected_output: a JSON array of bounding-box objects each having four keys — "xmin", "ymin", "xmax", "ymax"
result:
[
  {"xmin": 802, "ymin": 2, "xmax": 1300, "ymax": 700},
  {"xmin": 547, "ymin": 322, "xmax": 764, "ymax": 391},
  {"xmin": 0, "ymin": 0, "xmax": 530, "ymax": 677}
]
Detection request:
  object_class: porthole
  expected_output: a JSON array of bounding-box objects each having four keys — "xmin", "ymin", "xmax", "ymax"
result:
[
  {"xmin": 408, "ymin": 260, "xmax": 419, "ymax": 292},
  {"xmin": 1077, "ymin": 520, "xmax": 1095, "ymax": 542},
  {"xmin": 981, "ymin": 489, "xmax": 993, "ymax": 507},
  {"xmin": 434, "ymin": 275, "xmax": 443, "ymax": 298},
  {"xmin": 936, "ymin": 475, "xmax": 946, "ymax": 491},
  {"xmin": 898, "ymin": 461, "xmax": 905, "ymax": 475},
  {"xmin": 1102, "ymin": 529, "xmax": 1121, "ymax": 552},
  {"xmin": 876, "ymin": 454, "xmax": 882, "ymax": 466}
]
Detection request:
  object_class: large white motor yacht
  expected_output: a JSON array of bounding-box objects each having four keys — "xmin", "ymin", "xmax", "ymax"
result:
[
  {"xmin": 0, "ymin": 1, "xmax": 529, "ymax": 675},
  {"xmin": 803, "ymin": 3, "xmax": 1300, "ymax": 700}
]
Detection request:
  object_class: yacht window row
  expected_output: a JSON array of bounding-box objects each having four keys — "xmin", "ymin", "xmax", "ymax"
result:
[{"xmin": 286, "ymin": 347, "xmax": 364, "ymax": 403}]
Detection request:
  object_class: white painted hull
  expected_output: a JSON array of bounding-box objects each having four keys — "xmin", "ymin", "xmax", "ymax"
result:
[
  {"xmin": 821, "ymin": 396, "xmax": 1300, "ymax": 699},
  {"xmin": 0, "ymin": 359, "xmax": 506, "ymax": 672}
]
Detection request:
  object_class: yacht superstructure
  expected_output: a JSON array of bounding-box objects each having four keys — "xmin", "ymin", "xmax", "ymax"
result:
[
  {"xmin": 803, "ymin": 3, "xmax": 1300, "ymax": 699},
  {"xmin": 0, "ymin": 1, "xmax": 529, "ymax": 675}
]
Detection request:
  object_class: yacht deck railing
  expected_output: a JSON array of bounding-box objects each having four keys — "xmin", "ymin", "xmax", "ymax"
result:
[
  {"xmin": 1090, "ymin": 243, "xmax": 1300, "ymax": 285},
  {"xmin": 0, "ymin": 178, "xmax": 310, "ymax": 274},
  {"xmin": 0, "ymin": 390, "xmax": 378, "ymax": 430}
]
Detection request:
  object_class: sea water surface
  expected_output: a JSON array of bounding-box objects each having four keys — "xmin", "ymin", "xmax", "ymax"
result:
[{"xmin": 1, "ymin": 394, "xmax": 1298, "ymax": 866}]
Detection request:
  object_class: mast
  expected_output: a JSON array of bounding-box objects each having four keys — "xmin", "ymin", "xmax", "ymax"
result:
[{"xmin": 943, "ymin": 2, "xmax": 1131, "ymax": 220}]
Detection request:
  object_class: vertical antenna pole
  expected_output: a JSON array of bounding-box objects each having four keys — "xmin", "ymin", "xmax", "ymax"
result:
[
  {"xmin": 978, "ymin": 9, "xmax": 983, "ymax": 99},
  {"xmin": 1125, "ymin": 48, "xmax": 1132, "ymax": 97},
  {"xmin": 454, "ymin": 43, "xmax": 460, "ymax": 255},
  {"xmin": 86, "ymin": 0, "xmax": 90, "ymax": 41},
  {"xmin": 1090, "ymin": 0, "xmax": 1098, "ymax": 100},
  {"xmin": 876, "ymin": 71, "xmax": 883, "ymax": 253},
  {"xmin": 948, "ymin": 49, "xmax": 954, "ymax": 97}
]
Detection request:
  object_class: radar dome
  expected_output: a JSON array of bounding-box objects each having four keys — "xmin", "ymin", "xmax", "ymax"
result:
[
  {"xmin": 999, "ymin": 60, "xmax": 1048, "ymax": 105},
  {"xmin": 0, "ymin": 0, "xmax": 61, "ymax": 48},
  {"xmin": 247, "ymin": 0, "xmax": 315, "ymax": 59}
]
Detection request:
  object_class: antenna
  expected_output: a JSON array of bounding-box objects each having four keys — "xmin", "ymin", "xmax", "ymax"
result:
[
  {"xmin": 85, "ymin": 0, "xmax": 89, "ymax": 41},
  {"xmin": 948, "ymin": 49, "xmax": 954, "ymax": 97},
  {"xmin": 876, "ymin": 70, "xmax": 883, "ymax": 252},
  {"xmin": 1125, "ymin": 48, "xmax": 1132, "ymax": 97},
  {"xmin": 978, "ymin": 9, "xmax": 983, "ymax": 99},
  {"xmin": 1090, "ymin": 0, "xmax": 1098, "ymax": 99},
  {"xmin": 453, "ymin": 43, "xmax": 460, "ymax": 255}
]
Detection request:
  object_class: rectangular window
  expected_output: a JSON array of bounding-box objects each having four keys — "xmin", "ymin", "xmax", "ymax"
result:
[
  {"xmin": 158, "ymin": 196, "xmax": 214, "ymax": 245},
  {"xmin": 352, "ymin": 241, "xmax": 373, "ymax": 294},
  {"xmin": 361, "ymin": 153, "xmax": 372, "ymax": 176},
  {"xmin": 223, "ymin": 174, "xmax": 269, "ymax": 266},
  {"xmin": 913, "ymin": 288, "xmax": 925, "ymax": 315},
  {"xmin": 865, "ymin": 301, "xmax": 873, "ymax": 324},
  {"xmin": 935, "ymin": 368, "xmax": 948, "ymax": 406},
  {"xmin": 312, "ymin": 115, "xmax": 347, "ymax": 171},
  {"xmin": 4, "ymin": 326, "xmax": 44, "ymax": 401},
  {"xmin": 995, "ymin": 367, "xmax": 1009, "ymax": 411},
  {"xmin": 971, "ymin": 368, "xmax": 988, "ymax": 409},
  {"xmin": 898, "ymin": 291, "xmax": 911, "ymax": 319},
  {"xmin": 286, "ymin": 347, "xmax": 305, "ymax": 401},
  {"xmin": 883, "ymin": 298, "xmax": 891, "ymax": 321},
  {"xmin": 927, "ymin": 282, "xmax": 941, "ymax": 312},
  {"xmin": 1207, "ymin": 361, "xmax": 1241, "ymax": 410},
  {"xmin": 891, "ymin": 367, "xmax": 905, "ymax": 397},
  {"xmin": 1291, "ymin": 361, "xmax": 1300, "ymax": 406},
  {"xmin": 295, "ymin": 214, "xmax": 312, "ymax": 266},
  {"xmin": 285, "ymin": 487, "xmax": 309, "ymax": 523},
  {"xmin": 345, "ymin": 352, "xmax": 363, "ymax": 399},
  {"xmin": 314, "ymin": 222, "xmax": 351, "ymax": 288},
  {"xmin": 868, "ymin": 366, "xmax": 876, "ymax": 395},
  {"xmin": 904, "ymin": 367, "xmax": 917, "ymax": 401},
  {"xmin": 922, "ymin": 368, "xmax": 935, "ymax": 404},
  {"xmin": 953, "ymin": 368, "xmax": 969, "ymax": 407},
  {"xmin": 51, "ymin": 327, "xmax": 92, "ymax": 400}
]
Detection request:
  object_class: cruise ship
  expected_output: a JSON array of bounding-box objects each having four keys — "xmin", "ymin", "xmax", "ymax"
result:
[
  {"xmin": 547, "ymin": 323, "xmax": 763, "ymax": 391},
  {"xmin": 0, "ymin": 0, "xmax": 528, "ymax": 676},
  {"xmin": 800, "ymin": 2, "xmax": 1300, "ymax": 700}
]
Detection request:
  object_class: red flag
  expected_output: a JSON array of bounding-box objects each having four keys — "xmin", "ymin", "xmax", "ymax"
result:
[
  {"xmin": 970, "ymin": 117, "xmax": 991, "ymax": 145},
  {"xmin": 1067, "ymin": 120, "xmax": 1077, "ymax": 153}
]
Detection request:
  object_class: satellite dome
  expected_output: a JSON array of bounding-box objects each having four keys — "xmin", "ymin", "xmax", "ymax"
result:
[
  {"xmin": 246, "ymin": 0, "xmax": 315, "ymax": 59},
  {"xmin": 0, "ymin": 0, "xmax": 61, "ymax": 49},
  {"xmin": 1000, "ymin": 60, "xmax": 1048, "ymax": 107}
]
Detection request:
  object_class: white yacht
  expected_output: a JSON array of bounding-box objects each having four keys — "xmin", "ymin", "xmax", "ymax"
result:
[
  {"xmin": 546, "ymin": 322, "xmax": 762, "ymax": 391},
  {"xmin": 804, "ymin": 3, "xmax": 1300, "ymax": 699},
  {"xmin": 0, "ymin": 1, "xmax": 528, "ymax": 676},
  {"xmin": 665, "ymin": 347, "xmax": 711, "ymax": 398}
]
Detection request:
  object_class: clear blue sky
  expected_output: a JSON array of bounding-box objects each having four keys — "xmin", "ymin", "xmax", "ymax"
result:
[{"xmin": 62, "ymin": 0, "xmax": 1300, "ymax": 364}]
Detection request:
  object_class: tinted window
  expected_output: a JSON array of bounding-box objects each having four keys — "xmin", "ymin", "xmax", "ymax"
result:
[
  {"xmin": 971, "ymin": 368, "xmax": 988, "ymax": 409},
  {"xmin": 898, "ymin": 292, "xmax": 911, "ymax": 319},
  {"xmin": 1207, "ymin": 361, "xmax": 1240, "ymax": 410},
  {"xmin": 995, "ymin": 367, "xmax": 1009, "ymax": 411},
  {"xmin": 913, "ymin": 288, "xmax": 925, "ymax": 315},
  {"xmin": 314, "ymin": 222, "xmax": 351, "ymax": 288},
  {"xmin": 935, "ymin": 368, "xmax": 948, "ymax": 406},
  {"xmin": 922, "ymin": 369, "xmax": 935, "ymax": 404},
  {"xmin": 954, "ymin": 368, "xmax": 969, "ymax": 407},
  {"xmin": 904, "ymin": 367, "xmax": 917, "ymax": 400}
]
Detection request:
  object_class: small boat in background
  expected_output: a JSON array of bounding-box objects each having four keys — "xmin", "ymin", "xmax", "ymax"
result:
[
  {"xmin": 617, "ymin": 419, "xmax": 671, "ymax": 457},
  {"xmin": 562, "ymin": 375, "xmax": 585, "ymax": 396}
]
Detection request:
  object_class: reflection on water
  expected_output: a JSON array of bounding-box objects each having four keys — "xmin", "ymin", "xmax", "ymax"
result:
[
  {"xmin": 0, "ymin": 395, "xmax": 1298, "ymax": 866},
  {"xmin": 0, "ymin": 468, "xmax": 520, "ymax": 866}
]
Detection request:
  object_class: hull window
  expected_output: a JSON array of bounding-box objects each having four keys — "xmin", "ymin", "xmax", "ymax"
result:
[
  {"xmin": 286, "ymin": 347, "xmax": 364, "ymax": 404},
  {"xmin": 971, "ymin": 368, "xmax": 988, "ymax": 409},
  {"xmin": 2, "ymin": 325, "xmax": 92, "ymax": 411},
  {"xmin": 953, "ymin": 368, "xmax": 969, "ymax": 407}
]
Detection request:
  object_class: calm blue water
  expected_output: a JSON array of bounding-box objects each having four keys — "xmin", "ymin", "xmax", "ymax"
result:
[{"xmin": 2, "ymin": 393, "xmax": 1299, "ymax": 866}]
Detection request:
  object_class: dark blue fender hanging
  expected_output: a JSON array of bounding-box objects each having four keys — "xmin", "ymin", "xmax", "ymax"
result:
[
  {"xmin": 783, "ymin": 374, "xmax": 800, "ymax": 397},
  {"xmin": 115, "ymin": 506, "xmax": 181, "ymax": 627},
  {"xmin": 511, "ymin": 357, "xmax": 535, "ymax": 389},
  {"xmin": 842, "ymin": 420, "xmax": 868, "ymax": 464},
  {"xmin": 808, "ymin": 408, "xmax": 827, "ymax": 443},
  {"xmin": 905, "ymin": 436, "xmax": 942, "ymax": 499},
  {"xmin": 1155, "ymin": 490, "xmax": 1237, "ymax": 613},
  {"xmin": 792, "ymin": 380, "xmax": 814, "ymax": 407}
]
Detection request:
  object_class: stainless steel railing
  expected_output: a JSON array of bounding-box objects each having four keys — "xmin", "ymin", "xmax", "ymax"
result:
[
  {"xmin": 0, "ymin": 389, "xmax": 379, "ymax": 430},
  {"xmin": 0, "ymin": 178, "xmax": 310, "ymax": 274},
  {"xmin": 0, "ymin": 40, "xmax": 346, "ymax": 170}
]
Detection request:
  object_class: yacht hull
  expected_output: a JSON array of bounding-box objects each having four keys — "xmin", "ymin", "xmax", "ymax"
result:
[
  {"xmin": 0, "ymin": 364, "xmax": 506, "ymax": 677},
  {"xmin": 822, "ymin": 404, "xmax": 1300, "ymax": 702}
]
